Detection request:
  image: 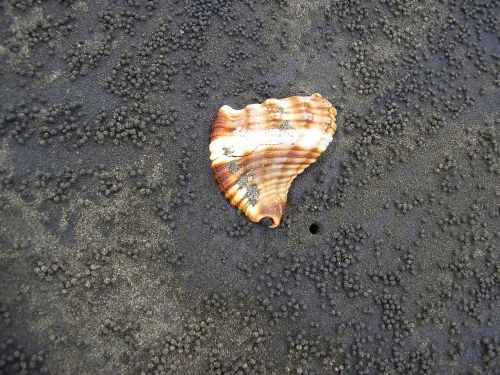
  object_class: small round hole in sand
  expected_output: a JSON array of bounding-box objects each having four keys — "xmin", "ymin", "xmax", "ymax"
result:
[{"xmin": 309, "ymin": 222, "xmax": 321, "ymax": 234}]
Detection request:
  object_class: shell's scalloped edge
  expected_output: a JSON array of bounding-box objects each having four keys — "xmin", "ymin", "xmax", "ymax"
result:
[{"xmin": 217, "ymin": 92, "xmax": 328, "ymax": 113}]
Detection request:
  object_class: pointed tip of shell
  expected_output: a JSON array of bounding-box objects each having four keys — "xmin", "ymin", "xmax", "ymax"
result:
[
  {"xmin": 254, "ymin": 200, "xmax": 285, "ymax": 228},
  {"xmin": 259, "ymin": 216, "xmax": 276, "ymax": 228}
]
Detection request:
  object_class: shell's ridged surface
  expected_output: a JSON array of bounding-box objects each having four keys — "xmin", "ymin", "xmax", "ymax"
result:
[{"xmin": 209, "ymin": 93, "xmax": 337, "ymax": 228}]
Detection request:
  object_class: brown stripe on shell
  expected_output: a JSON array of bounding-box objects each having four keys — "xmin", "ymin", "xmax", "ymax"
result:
[
  {"xmin": 236, "ymin": 146, "xmax": 322, "ymax": 168},
  {"xmin": 210, "ymin": 111, "xmax": 237, "ymax": 140},
  {"xmin": 211, "ymin": 164, "xmax": 243, "ymax": 192},
  {"xmin": 211, "ymin": 164, "xmax": 238, "ymax": 191}
]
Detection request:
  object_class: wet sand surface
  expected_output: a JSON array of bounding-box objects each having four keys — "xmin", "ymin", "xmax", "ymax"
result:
[{"xmin": 0, "ymin": 1, "xmax": 498, "ymax": 374}]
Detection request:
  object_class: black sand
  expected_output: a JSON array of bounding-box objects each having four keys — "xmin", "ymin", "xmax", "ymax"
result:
[{"xmin": 0, "ymin": 0, "xmax": 499, "ymax": 374}]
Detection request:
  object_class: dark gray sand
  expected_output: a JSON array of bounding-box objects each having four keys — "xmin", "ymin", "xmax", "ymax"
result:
[{"xmin": 0, "ymin": 0, "xmax": 499, "ymax": 374}]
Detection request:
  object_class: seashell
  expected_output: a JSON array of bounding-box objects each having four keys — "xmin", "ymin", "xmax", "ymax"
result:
[{"xmin": 209, "ymin": 93, "xmax": 337, "ymax": 228}]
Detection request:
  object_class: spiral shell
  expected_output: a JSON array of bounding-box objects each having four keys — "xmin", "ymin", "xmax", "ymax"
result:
[{"xmin": 209, "ymin": 93, "xmax": 337, "ymax": 228}]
